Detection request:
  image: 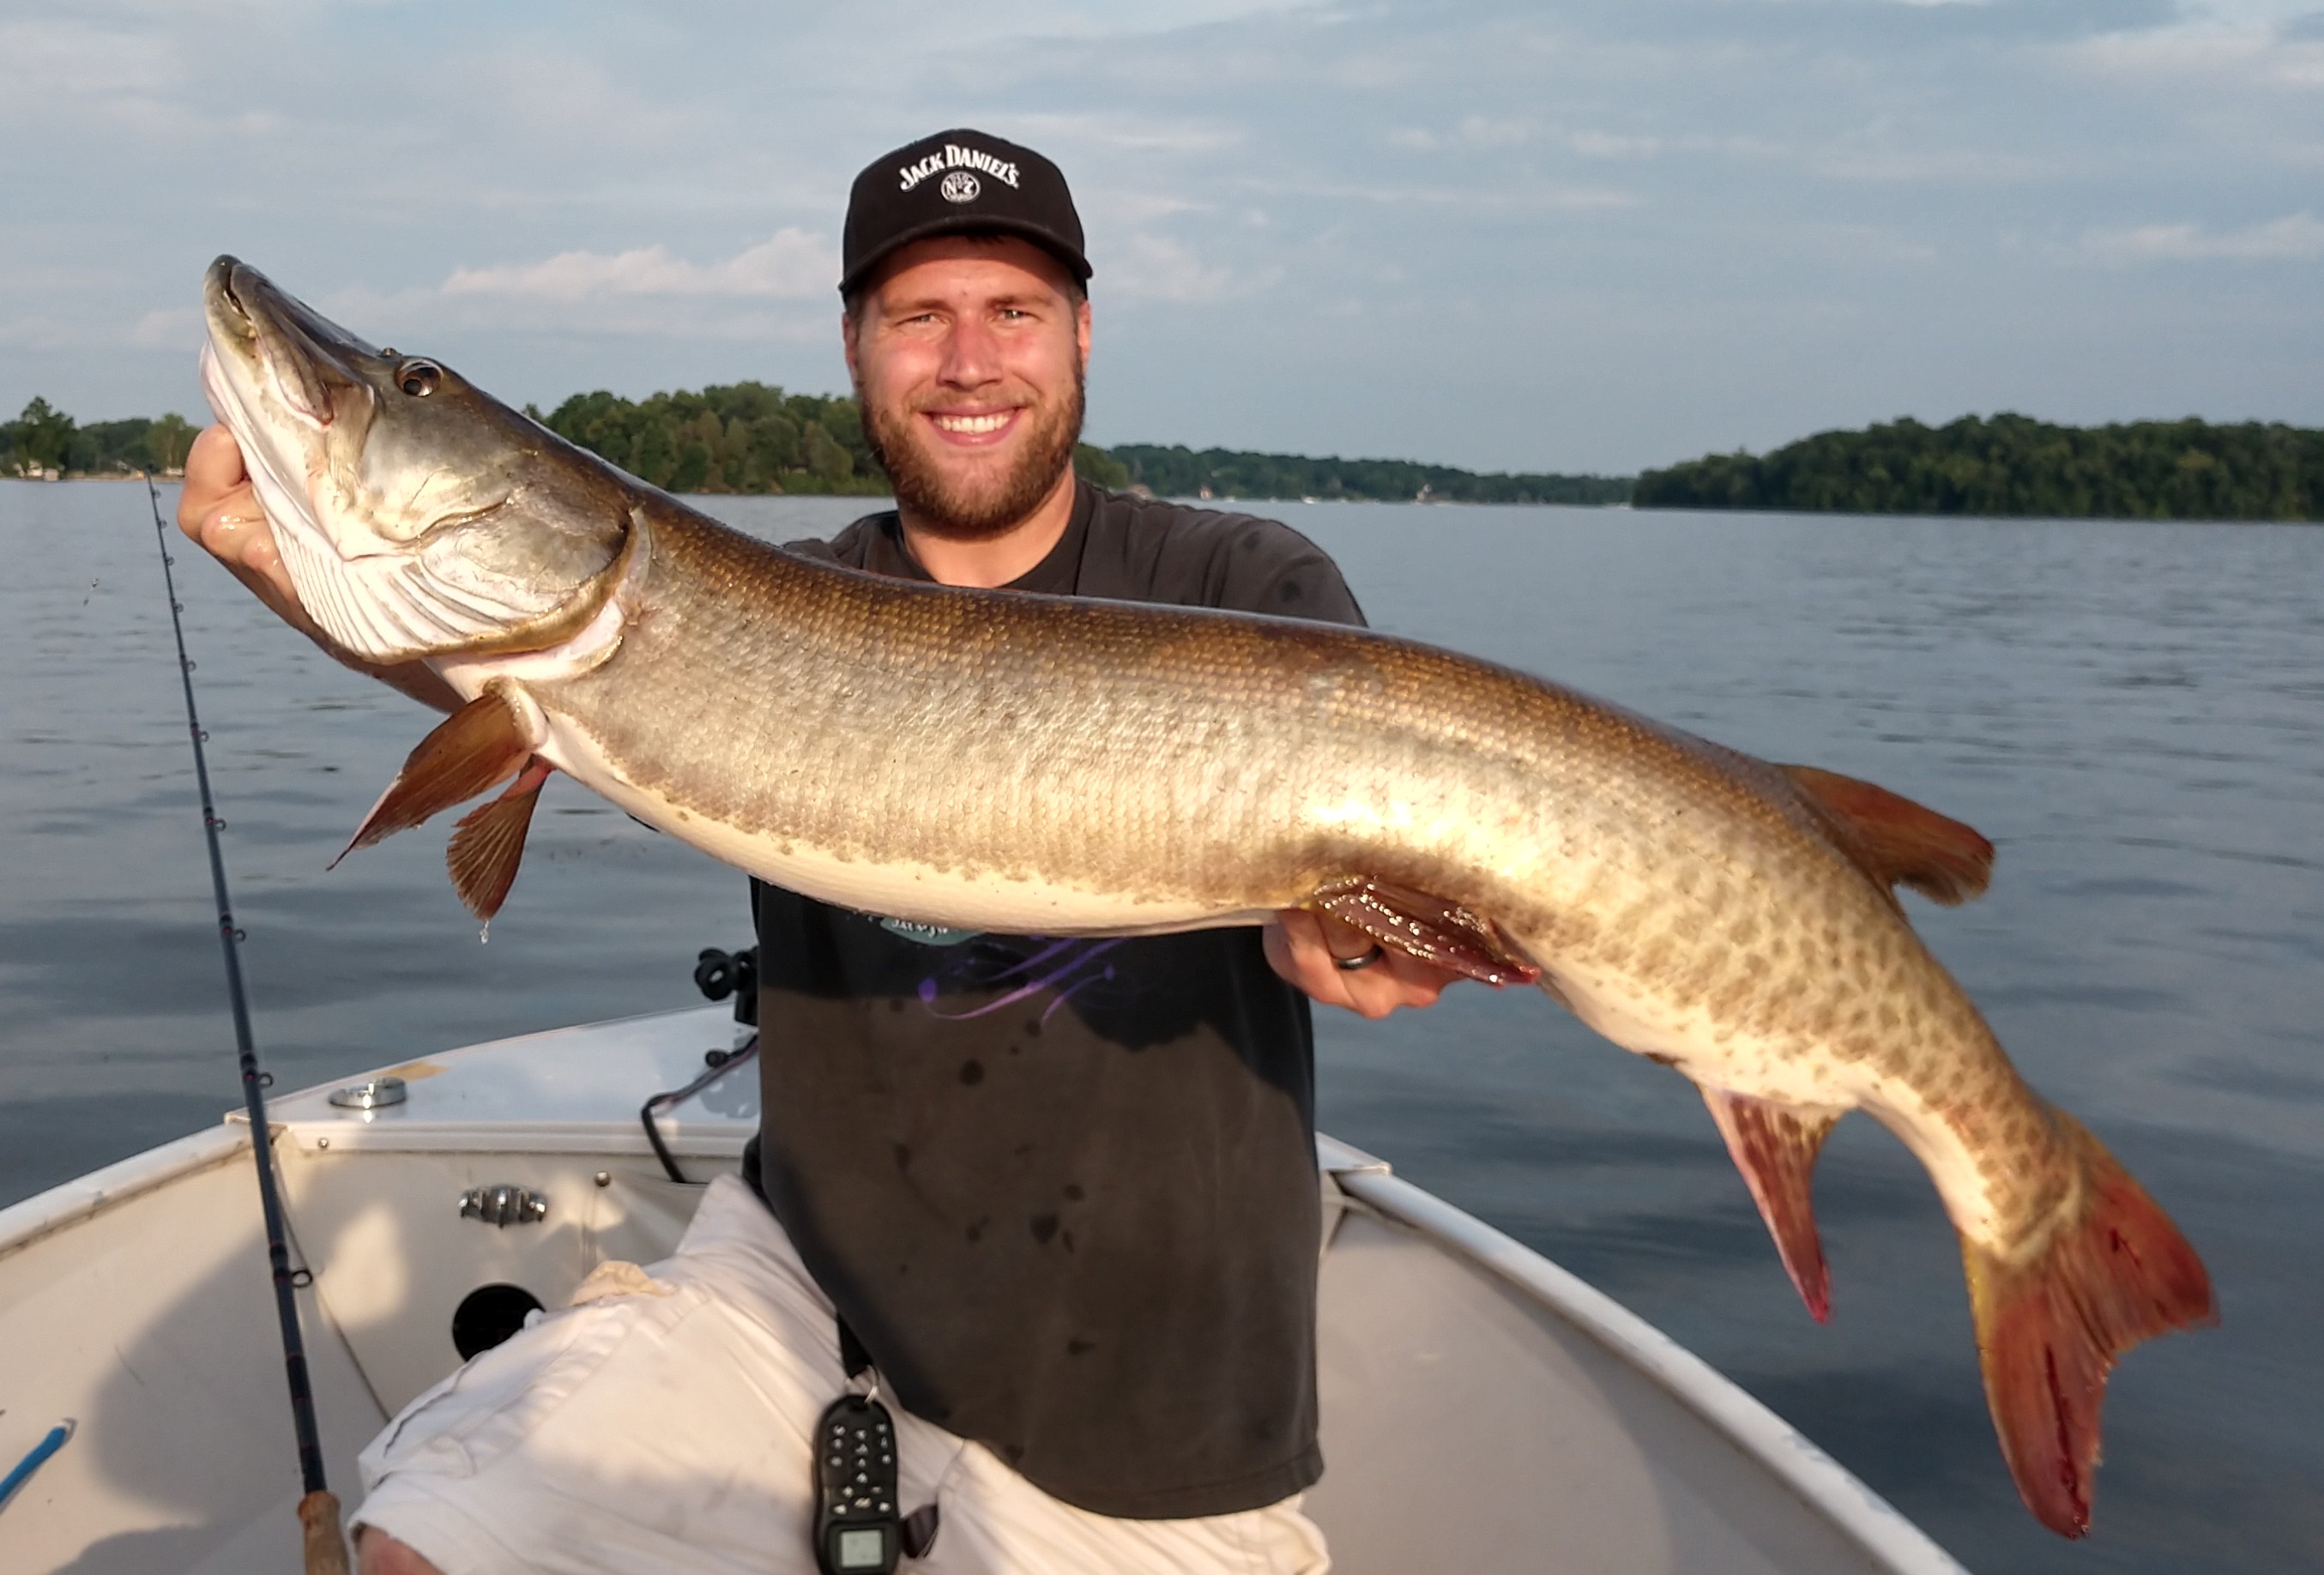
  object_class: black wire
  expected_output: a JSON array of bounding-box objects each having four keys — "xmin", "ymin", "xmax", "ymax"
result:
[
  {"xmin": 639, "ymin": 1035, "xmax": 758, "ymax": 1184},
  {"xmin": 143, "ymin": 474, "xmax": 331, "ymax": 1500}
]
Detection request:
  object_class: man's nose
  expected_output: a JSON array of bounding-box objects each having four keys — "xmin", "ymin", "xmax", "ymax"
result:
[{"xmin": 937, "ymin": 316, "xmax": 1002, "ymax": 388}]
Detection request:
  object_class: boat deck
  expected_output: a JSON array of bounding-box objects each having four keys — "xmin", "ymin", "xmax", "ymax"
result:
[{"xmin": 0, "ymin": 1007, "xmax": 1965, "ymax": 1573}]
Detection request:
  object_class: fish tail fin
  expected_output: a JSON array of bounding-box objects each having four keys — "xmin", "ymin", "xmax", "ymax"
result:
[
  {"xmin": 1961, "ymin": 1106, "xmax": 2215, "ymax": 1538},
  {"xmin": 1699, "ymin": 1085, "xmax": 1842, "ymax": 1322}
]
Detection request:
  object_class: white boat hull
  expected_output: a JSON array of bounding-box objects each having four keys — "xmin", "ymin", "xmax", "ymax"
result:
[{"xmin": 0, "ymin": 1007, "xmax": 1965, "ymax": 1574}]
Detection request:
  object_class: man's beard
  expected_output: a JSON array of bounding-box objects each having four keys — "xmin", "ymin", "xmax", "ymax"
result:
[{"xmin": 860, "ymin": 371, "xmax": 1084, "ymax": 542}]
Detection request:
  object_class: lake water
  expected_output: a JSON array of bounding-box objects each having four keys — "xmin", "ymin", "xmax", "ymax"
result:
[{"xmin": 2, "ymin": 480, "xmax": 2317, "ymax": 1573}]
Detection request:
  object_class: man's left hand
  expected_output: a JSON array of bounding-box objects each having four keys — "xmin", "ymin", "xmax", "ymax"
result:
[{"xmin": 1264, "ymin": 910, "xmax": 1466, "ymax": 1019}]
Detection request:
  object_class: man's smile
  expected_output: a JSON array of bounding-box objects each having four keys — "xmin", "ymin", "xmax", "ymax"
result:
[{"xmin": 926, "ymin": 407, "xmax": 1024, "ymax": 444}]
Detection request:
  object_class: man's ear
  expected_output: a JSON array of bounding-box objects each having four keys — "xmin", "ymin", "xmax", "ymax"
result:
[
  {"xmin": 1075, "ymin": 297, "xmax": 1092, "ymax": 372},
  {"xmin": 841, "ymin": 309, "xmax": 861, "ymax": 383}
]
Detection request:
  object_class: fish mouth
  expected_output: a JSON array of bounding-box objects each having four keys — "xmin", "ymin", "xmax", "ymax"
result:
[{"xmin": 202, "ymin": 256, "xmax": 381, "ymax": 429}]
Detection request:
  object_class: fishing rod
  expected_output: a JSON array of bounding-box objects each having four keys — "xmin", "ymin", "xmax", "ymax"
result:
[{"xmin": 142, "ymin": 473, "xmax": 350, "ymax": 1575}]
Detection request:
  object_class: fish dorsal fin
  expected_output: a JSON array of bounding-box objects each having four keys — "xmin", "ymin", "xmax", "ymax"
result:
[
  {"xmin": 332, "ymin": 684, "xmax": 537, "ymax": 867},
  {"xmin": 1309, "ymin": 877, "xmax": 1542, "ymax": 987},
  {"xmin": 446, "ymin": 757, "xmax": 552, "ymax": 921},
  {"xmin": 1698, "ymin": 1084, "xmax": 1844, "ymax": 1323},
  {"xmin": 1777, "ymin": 763, "xmax": 1995, "ymax": 906}
]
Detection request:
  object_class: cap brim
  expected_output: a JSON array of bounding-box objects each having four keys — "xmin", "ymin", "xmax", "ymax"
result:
[{"xmin": 840, "ymin": 214, "xmax": 1092, "ymax": 295}]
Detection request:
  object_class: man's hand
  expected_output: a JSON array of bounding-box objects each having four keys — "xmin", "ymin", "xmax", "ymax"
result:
[
  {"xmin": 1265, "ymin": 909, "xmax": 1466, "ymax": 1019},
  {"xmin": 178, "ymin": 424, "xmax": 302, "ymax": 614},
  {"xmin": 175, "ymin": 424, "xmax": 462, "ymax": 713}
]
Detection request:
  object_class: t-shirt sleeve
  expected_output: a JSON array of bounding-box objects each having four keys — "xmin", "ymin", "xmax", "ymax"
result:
[
  {"xmin": 781, "ymin": 514, "xmax": 887, "ymax": 568},
  {"xmin": 1083, "ymin": 494, "xmax": 1368, "ymax": 627},
  {"xmin": 1204, "ymin": 516, "xmax": 1367, "ymax": 629}
]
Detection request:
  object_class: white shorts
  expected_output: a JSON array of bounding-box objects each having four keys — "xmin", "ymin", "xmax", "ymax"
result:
[{"xmin": 355, "ymin": 1175, "xmax": 1330, "ymax": 1575}]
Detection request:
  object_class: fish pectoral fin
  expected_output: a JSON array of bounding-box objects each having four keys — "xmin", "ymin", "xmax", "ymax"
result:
[
  {"xmin": 1776, "ymin": 763, "xmax": 1995, "ymax": 905},
  {"xmin": 1963, "ymin": 1105, "xmax": 2214, "ymax": 1539},
  {"xmin": 445, "ymin": 757, "xmax": 552, "ymax": 920},
  {"xmin": 331, "ymin": 684, "xmax": 538, "ymax": 867},
  {"xmin": 1698, "ymin": 1084, "xmax": 1843, "ymax": 1323},
  {"xmin": 1309, "ymin": 877, "xmax": 1542, "ymax": 987}
]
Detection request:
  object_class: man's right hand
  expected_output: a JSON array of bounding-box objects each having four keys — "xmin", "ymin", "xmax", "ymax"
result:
[
  {"xmin": 175, "ymin": 424, "xmax": 463, "ymax": 713},
  {"xmin": 178, "ymin": 425, "xmax": 304, "ymax": 617}
]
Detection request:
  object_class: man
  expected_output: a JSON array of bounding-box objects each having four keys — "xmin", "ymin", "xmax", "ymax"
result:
[{"xmin": 181, "ymin": 130, "xmax": 1462, "ymax": 1574}]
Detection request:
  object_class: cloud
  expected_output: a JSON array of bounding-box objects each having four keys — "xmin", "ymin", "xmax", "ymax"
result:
[
  {"xmin": 2080, "ymin": 211, "xmax": 2324, "ymax": 261},
  {"xmin": 6, "ymin": 0, "xmax": 2324, "ymax": 468},
  {"xmin": 441, "ymin": 230, "xmax": 840, "ymax": 304},
  {"xmin": 1106, "ymin": 234, "xmax": 1259, "ymax": 302}
]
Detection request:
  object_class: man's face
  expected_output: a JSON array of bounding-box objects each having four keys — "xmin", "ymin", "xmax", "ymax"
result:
[{"xmin": 844, "ymin": 235, "xmax": 1091, "ymax": 540}]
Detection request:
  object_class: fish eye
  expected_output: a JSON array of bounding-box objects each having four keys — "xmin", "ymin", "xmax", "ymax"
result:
[{"xmin": 398, "ymin": 360, "xmax": 443, "ymax": 397}]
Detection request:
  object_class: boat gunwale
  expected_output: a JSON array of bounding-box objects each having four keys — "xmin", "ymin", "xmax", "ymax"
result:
[
  {"xmin": 0, "ymin": 1122, "xmax": 251, "ymax": 1264},
  {"xmin": 1335, "ymin": 1166, "xmax": 1970, "ymax": 1575}
]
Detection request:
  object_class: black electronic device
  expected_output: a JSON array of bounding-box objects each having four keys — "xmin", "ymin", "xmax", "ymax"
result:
[{"xmin": 814, "ymin": 1392, "xmax": 902, "ymax": 1574}]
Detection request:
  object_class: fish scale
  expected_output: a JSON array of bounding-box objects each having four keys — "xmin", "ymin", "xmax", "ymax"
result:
[{"xmin": 198, "ymin": 253, "xmax": 2213, "ymax": 1542}]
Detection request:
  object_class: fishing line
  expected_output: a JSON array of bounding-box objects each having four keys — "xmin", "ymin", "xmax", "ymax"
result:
[{"xmin": 142, "ymin": 474, "xmax": 348, "ymax": 1572}]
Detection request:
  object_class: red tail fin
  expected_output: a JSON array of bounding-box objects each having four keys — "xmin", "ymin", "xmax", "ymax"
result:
[{"xmin": 1962, "ymin": 1109, "xmax": 2215, "ymax": 1537}]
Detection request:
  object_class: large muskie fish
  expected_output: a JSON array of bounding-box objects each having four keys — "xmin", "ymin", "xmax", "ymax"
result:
[{"xmin": 200, "ymin": 256, "xmax": 2210, "ymax": 1537}]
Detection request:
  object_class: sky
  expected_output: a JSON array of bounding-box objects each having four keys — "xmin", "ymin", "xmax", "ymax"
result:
[{"xmin": 2, "ymin": 0, "xmax": 2319, "ymax": 474}]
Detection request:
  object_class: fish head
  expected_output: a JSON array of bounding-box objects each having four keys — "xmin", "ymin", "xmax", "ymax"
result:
[{"xmin": 200, "ymin": 256, "xmax": 633, "ymax": 664}]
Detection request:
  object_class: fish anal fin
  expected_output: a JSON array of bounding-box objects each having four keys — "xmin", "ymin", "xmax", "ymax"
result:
[
  {"xmin": 1778, "ymin": 763, "xmax": 1995, "ymax": 906},
  {"xmin": 445, "ymin": 757, "xmax": 552, "ymax": 921},
  {"xmin": 1699, "ymin": 1085, "xmax": 1842, "ymax": 1323},
  {"xmin": 1964, "ymin": 1106, "xmax": 2215, "ymax": 1539},
  {"xmin": 1311, "ymin": 877, "xmax": 1541, "ymax": 987},
  {"xmin": 333, "ymin": 684, "xmax": 536, "ymax": 867}
]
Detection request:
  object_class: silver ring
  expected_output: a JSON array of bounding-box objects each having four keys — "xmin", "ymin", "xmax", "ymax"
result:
[{"xmin": 1332, "ymin": 944, "xmax": 1385, "ymax": 972}]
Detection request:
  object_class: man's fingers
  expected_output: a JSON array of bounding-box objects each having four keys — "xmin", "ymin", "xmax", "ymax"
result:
[
  {"xmin": 178, "ymin": 425, "xmax": 248, "ymax": 537},
  {"xmin": 173, "ymin": 425, "xmax": 301, "ymax": 605},
  {"xmin": 1264, "ymin": 908, "xmax": 1458, "ymax": 1020}
]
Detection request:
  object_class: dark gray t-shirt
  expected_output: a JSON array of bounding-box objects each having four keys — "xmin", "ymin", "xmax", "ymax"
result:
[{"xmin": 743, "ymin": 481, "xmax": 1364, "ymax": 1519}]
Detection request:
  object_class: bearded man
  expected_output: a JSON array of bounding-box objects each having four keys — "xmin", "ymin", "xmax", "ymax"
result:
[{"xmin": 180, "ymin": 130, "xmax": 1461, "ymax": 1575}]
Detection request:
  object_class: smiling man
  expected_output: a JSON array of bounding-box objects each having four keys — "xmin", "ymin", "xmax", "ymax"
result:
[{"xmin": 182, "ymin": 130, "xmax": 1461, "ymax": 1575}]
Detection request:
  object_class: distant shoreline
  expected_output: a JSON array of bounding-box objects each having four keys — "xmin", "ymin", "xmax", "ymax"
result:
[
  {"xmin": 12, "ymin": 474, "xmax": 2318, "ymax": 524},
  {"xmin": 3, "ymin": 471, "xmax": 176, "ymax": 484},
  {"xmin": 14, "ymin": 397, "xmax": 2321, "ymax": 521},
  {"xmin": 1636, "ymin": 413, "xmax": 2322, "ymax": 523}
]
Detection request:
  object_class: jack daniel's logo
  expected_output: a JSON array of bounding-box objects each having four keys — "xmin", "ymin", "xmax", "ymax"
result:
[{"xmin": 898, "ymin": 143, "xmax": 1022, "ymax": 194}]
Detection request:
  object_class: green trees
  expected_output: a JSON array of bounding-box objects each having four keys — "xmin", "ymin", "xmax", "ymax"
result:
[
  {"xmin": 1073, "ymin": 443, "xmax": 1131, "ymax": 490},
  {"xmin": 1106, "ymin": 444, "xmax": 1630, "ymax": 505},
  {"xmin": 534, "ymin": 383, "xmax": 889, "ymax": 496},
  {"xmin": 0, "ymin": 399, "xmax": 201, "ymax": 477},
  {"xmin": 1635, "ymin": 415, "xmax": 2324, "ymax": 522},
  {"xmin": 27, "ymin": 383, "xmax": 2314, "ymax": 522},
  {"xmin": 3, "ymin": 399, "xmax": 75, "ymax": 474}
]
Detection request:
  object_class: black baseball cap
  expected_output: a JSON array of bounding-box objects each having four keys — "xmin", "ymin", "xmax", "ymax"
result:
[{"xmin": 841, "ymin": 129, "xmax": 1092, "ymax": 296}]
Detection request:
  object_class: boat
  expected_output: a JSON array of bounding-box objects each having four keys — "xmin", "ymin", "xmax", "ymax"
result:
[{"xmin": 0, "ymin": 971, "xmax": 1970, "ymax": 1574}]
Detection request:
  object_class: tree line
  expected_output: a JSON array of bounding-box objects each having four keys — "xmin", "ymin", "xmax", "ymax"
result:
[
  {"xmin": 21, "ymin": 386, "xmax": 2319, "ymax": 522},
  {"xmin": 530, "ymin": 383, "xmax": 891, "ymax": 497},
  {"xmin": 3, "ymin": 385, "xmax": 1621, "ymax": 504},
  {"xmin": 3, "ymin": 398, "xmax": 198, "ymax": 479},
  {"xmin": 1635, "ymin": 414, "xmax": 2324, "ymax": 522},
  {"xmin": 1108, "ymin": 444, "xmax": 1631, "ymax": 505}
]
